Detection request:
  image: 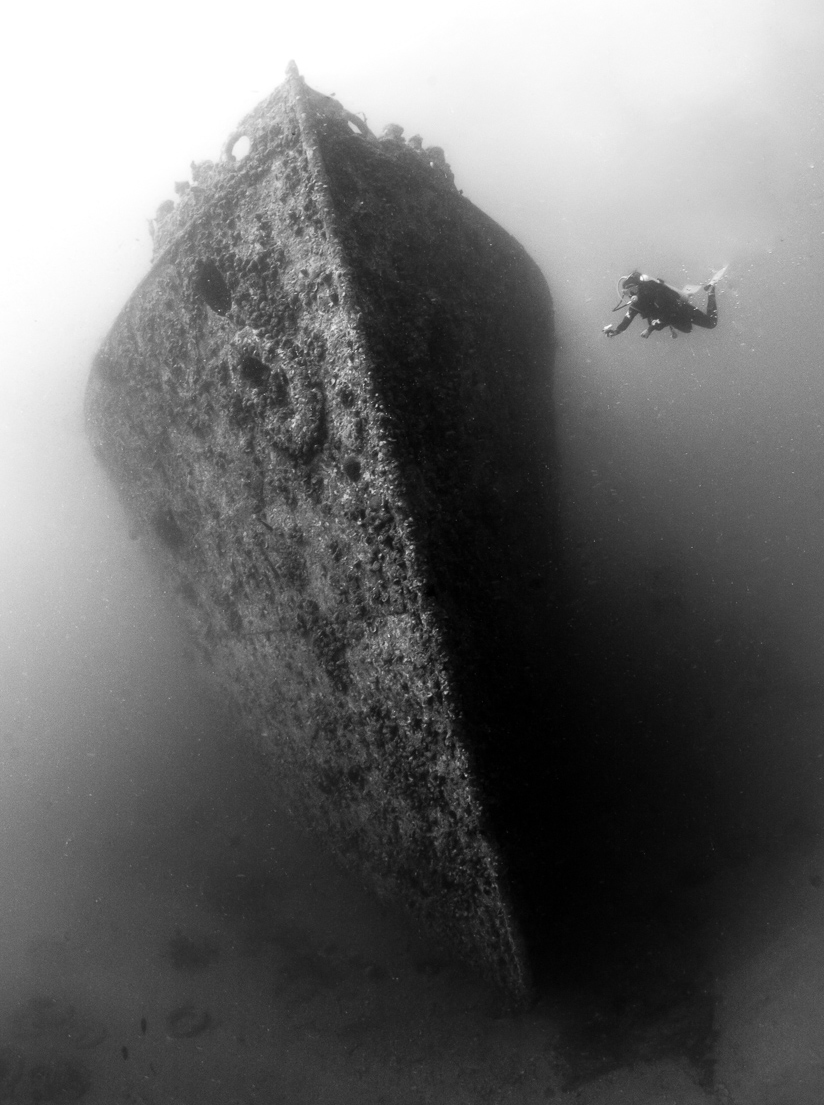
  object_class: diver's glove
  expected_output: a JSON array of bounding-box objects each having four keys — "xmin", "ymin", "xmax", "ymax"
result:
[{"xmin": 603, "ymin": 325, "xmax": 618, "ymax": 337}]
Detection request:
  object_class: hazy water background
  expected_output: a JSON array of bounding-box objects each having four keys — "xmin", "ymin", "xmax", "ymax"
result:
[{"xmin": 3, "ymin": 0, "xmax": 824, "ymax": 1100}]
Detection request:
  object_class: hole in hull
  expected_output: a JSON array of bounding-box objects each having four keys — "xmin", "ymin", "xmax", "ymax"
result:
[{"xmin": 194, "ymin": 260, "xmax": 232, "ymax": 315}]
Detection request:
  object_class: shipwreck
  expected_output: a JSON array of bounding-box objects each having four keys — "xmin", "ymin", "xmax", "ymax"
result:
[{"xmin": 85, "ymin": 63, "xmax": 560, "ymax": 1003}]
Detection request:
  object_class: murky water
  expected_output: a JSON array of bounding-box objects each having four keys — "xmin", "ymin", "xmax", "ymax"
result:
[
  {"xmin": 4, "ymin": 2, "xmax": 824, "ymax": 1100},
  {"xmin": 1, "ymin": 356, "xmax": 823, "ymax": 1105}
]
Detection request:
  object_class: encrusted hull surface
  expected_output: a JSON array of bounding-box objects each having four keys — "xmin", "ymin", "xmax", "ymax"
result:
[{"xmin": 86, "ymin": 65, "xmax": 558, "ymax": 1002}]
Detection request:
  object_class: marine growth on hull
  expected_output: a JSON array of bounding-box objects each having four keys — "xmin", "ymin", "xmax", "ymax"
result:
[{"xmin": 86, "ymin": 63, "xmax": 559, "ymax": 1004}]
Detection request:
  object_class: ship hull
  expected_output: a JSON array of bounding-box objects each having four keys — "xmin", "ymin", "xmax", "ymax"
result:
[{"xmin": 86, "ymin": 66, "xmax": 559, "ymax": 1002}]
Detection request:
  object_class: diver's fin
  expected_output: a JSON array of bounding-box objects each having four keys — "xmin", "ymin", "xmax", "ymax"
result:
[
  {"xmin": 681, "ymin": 264, "xmax": 729, "ymax": 298},
  {"xmin": 707, "ymin": 263, "xmax": 729, "ymax": 286},
  {"xmin": 680, "ymin": 282, "xmax": 704, "ymax": 298}
]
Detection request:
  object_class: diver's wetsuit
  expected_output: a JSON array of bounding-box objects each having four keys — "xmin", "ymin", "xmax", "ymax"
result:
[{"xmin": 610, "ymin": 275, "xmax": 717, "ymax": 337}]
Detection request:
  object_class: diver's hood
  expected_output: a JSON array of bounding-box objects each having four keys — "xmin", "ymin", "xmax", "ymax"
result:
[{"xmin": 613, "ymin": 270, "xmax": 645, "ymax": 311}]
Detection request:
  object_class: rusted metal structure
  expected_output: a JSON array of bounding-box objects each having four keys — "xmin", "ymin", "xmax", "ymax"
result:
[{"xmin": 86, "ymin": 63, "xmax": 558, "ymax": 1002}]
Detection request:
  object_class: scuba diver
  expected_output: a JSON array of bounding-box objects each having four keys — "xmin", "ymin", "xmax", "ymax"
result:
[{"xmin": 603, "ymin": 265, "xmax": 727, "ymax": 339}]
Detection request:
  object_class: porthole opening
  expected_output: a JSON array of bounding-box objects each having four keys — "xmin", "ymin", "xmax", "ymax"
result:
[
  {"xmin": 238, "ymin": 354, "xmax": 269, "ymax": 388},
  {"xmin": 194, "ymin": 260, "xmax": 232, "ymax": 315},
  {"xmin": 342, "ymin": 456, "xmax": 362, "ymax": 482},
  {"xmin": 230, "ymin": 134, "xmax": 251, "ymax": 161}
]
